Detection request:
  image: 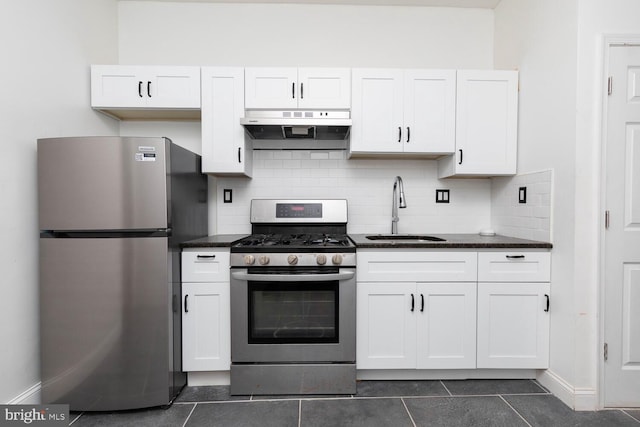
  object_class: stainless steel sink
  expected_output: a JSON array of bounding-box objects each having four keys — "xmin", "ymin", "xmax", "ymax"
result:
[{"xmin": 365, "ymin": 234, "xmax": 446, "ymax": 242}]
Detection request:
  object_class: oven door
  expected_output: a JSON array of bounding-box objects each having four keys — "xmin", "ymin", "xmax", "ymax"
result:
[{"xmin": 230, "ymin": 267, "xmax": 356, "ymax": 363}]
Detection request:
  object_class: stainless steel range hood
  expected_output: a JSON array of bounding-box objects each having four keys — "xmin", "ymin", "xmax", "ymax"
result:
[{"xmin": 240, "ymin": 110, "xmax": 351, "ymax": 149}]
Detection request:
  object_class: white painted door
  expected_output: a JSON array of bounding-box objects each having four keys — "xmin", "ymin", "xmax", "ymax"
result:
[
  {"xmin": 476, "ymin": 282, "xmax": 550, "ymax": 369},
  {"xmin": 244, "ymin": 67, "xmax": 297, "ymax": 109},
  {"xmin": 350, "ymin": 69, "xmax": 404, "ymax": 154},
  {"xmin": 182, "ymin": 282, "xmax": 231, "ymax": 371},
  {"xmin": 356, "ymin": 282, "xmax": 417, "ymax": 369},
  {"xmin": 603, "ymin": 44, "xmax": 640, "ymax": 407},
  {"xmin": 453, "ymin": 70, "xmax": 518, "ymax": 175},
  {"xmin": 201, "ymin": 67, "xmax": 252, "ymax": 176},
  {"xmin": 415, "ymin": 282, "xmax": 477, "ymax": 369},
  {"xmin": 403, "ymin": 70, "xmax": 456, "ymax": 154},
  {"xmin": 297, "ymin": 68, "xmax": 351, "ymax": 109}
]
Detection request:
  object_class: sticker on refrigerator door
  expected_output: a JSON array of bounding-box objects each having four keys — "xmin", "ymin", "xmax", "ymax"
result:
[
  {"xmin": 135, "ymin": 152, "xmax": 156, "ymax": 162},
  {"xmin": 138, "ymin": 146, "xmax": 156, "ymax": 152}
]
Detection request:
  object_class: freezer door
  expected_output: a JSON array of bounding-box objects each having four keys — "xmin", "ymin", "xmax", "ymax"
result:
[
  {"xmin": 38, "ymin": 136, "xmax": 168, "ymax": 231},
  {"xmin": 40, "ymin": 237, "xmax": 178, "ymax": 411}
]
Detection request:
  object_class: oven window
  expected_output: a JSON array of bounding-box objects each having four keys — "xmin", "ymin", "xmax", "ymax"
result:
[{"xmin": 248, "ymin": 281, "xmax": 339, "ymax": 344}]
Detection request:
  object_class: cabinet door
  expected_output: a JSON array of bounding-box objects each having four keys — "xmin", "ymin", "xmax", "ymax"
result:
[
  {"xmin": 91, "ymin": 65, "xmax": 145, "ymax": 108},
  {"xmin": 144, "ymin": 66, "xmax": 201, "ymax": 109},
  {"xmin": 297, "ymin": 68, "xmax": 351, "ymax": 109},
  {"xmin": 201, "ymin": 67, "xmax": 252, "ymax": 176},
  {"xmin": 451, "ymin": 70, "xmax": 518, "ymax": 176},
  {"xmin": 477, "ymin": 282, "xmax": 550, "ymax": 369},
  {"xmin": 182, "ymin": 282, "xmax": 230, "ymax": 371},
  {"xmin": 357, "ymin": 282, "xmax": 417, "ymax": 369},
  {"xmin": 350, "ymin": 69, "xmax": 404, "ymax": 154},
  {"xmin": 403, "ymin": 70, "xmax": 456, "ymax": 154},
  {"xmin": 416, "ymin": 283, "xmax": 477, "ymax": 369},
  {"xmin": 245, "ymin": 67, "xmax": 297, "ymax": 109}
]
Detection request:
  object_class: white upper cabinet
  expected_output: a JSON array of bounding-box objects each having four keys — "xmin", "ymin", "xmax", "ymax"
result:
[
  {"xmin": 350, "ymin": 69, "xmax": 456, "ymax": 156},
  {"xmin": 91, "ymin": 65, "xmax": 201, "ymax": 120},
  {"xmin": 439, "ymin": 70, "xmax": 519, "ymax": 177},
  {"xmin": 201, "ymin": 67, "xmax": 252, "ymax": 177},
  {"xmin": 244, "ymin": 67, "xmax": 351, "ymax": 109}
]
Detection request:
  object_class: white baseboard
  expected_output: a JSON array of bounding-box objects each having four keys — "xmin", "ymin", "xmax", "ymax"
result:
[
  {"xmin": 537, "ymin": 370, "xmax": 598, "ymax": 411},
  {"xmin": 7, "ymin": 382, "xmax": 41, "ymax": 405}
]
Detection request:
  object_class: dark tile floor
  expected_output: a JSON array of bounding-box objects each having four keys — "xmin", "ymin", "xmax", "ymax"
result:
[{"xmin": 69, "ymin": 380, "xmax": 640, "ymax": 427}]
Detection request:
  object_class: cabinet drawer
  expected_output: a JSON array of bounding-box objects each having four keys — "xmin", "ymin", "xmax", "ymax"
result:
[
  {"xmin": 478, "ymin": 252, "xmax": 550, "ymax": 282},
  {"xmin": 357, "ymin": 250, "xmax": 477, "ymax": 282},
  {"xmin": 182, "ymin": 250, "xmax": 230, "ymax": 282}
]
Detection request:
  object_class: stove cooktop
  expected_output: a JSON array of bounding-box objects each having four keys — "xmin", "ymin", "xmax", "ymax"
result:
[{"xmin": 232, "ymin": 233, "xmax": 356, "ymax": 253}]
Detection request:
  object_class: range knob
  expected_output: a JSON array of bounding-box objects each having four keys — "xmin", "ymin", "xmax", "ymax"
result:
[
  {"xmin": 258, "ymin": 255, "xmax": 270, "ymax": 265},
  {"xmin": 332, "ymin": 254, "xmax": 343, "ymax": 265},
  {"xmin": 287, "ymin": 255, "xmax": 298, "ymax": 265},
  {"xmin": 244, "ymin": 255, "xmax": 255, "ymax": 265},
  {"xmin": 316, "ymin": 254, "xmax": 327, "ymax": 265}
]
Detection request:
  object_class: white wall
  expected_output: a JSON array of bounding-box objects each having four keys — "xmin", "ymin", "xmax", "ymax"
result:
[
  {"xmin": 118, "ymin": 1, "xmax": 496, "ymax": 234},
  {"xmin": 0, "ymin": 0, "xmax": 119, "ymax": 403},
  {"xmin": 117, "ymin": 2, "xmax": 494, "ymax": 68},
  {"xmin": 493, "ymin": 0, "xmax": 583, "ymax": 408}
]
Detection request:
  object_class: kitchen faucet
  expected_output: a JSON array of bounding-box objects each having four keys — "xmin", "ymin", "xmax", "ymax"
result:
[{"xmin": 391, "ymin": 176, "xmax": 407, "ymax": 234}]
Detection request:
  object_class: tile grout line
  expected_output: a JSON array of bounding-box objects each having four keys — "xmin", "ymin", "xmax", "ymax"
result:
[
  {"xmin": 400, "ymin": 398, "xmax": 418, "ymax": 427},
  {"xmin": 181, "ymin": 402, "xmax": 198, "ymax": 427},
  {"xmin": 620, "ymin": 410, "xmax": 640, "ymax": 424},
  {"xmin": 68, "ymin": 412, "xmax": 84, "ymax": 425},
  {"xmin": 439, "ymin": 380, "xmax": 453, "ymax": 396},
  {"xmin": 298, "ymin": 400, "xmax": 302, "ymax": 427},
  {"xmin": 499, "ymin": 395, "xmax": 533, "ymax": 427},
  {"xmin": 530, "ymin": 379, "xmax": 550, "ymax": 393}
]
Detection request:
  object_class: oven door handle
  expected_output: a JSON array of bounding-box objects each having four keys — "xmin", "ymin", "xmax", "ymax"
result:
[{"xmin": 231, "ymin": 271, "xmax": 355, "ymax": 282}]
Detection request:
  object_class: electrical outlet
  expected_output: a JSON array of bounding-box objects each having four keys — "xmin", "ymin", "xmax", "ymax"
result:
[
  {"xmin": 436, "ymin": 189, "xmax": 450, "ymax": 203},
  {"xmin": 223, "ymin": 189, "xmax": 233, "ymax": 203},
  {"xmin": 519, "ymin": 187, "xmax": 527, "ymax": 204}
]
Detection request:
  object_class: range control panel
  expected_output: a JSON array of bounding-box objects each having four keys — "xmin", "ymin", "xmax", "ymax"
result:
[{"xmin": 276, "ymin": 203, "xmax": 322, "ymax": 218}]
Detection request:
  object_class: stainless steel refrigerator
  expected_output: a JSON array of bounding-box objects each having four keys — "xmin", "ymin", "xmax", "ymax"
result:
[{"xmin": 38, "ymin": 136, "xmax": 208, "ymax": 411}]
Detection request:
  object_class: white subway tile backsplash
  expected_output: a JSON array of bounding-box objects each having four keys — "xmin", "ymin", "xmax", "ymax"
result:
[{"xmin": 490, "ymin": 170, "xmax": 553, "ymax": 242}]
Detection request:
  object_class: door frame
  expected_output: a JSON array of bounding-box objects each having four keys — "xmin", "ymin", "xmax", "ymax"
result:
[{"xmin": 599, "ymin": 34, "xmax": 640, "ymax": 409}]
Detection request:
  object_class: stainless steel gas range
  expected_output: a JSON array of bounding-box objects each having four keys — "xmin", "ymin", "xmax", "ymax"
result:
[{"xmin": 229, "ymin": 199, "xmax": 356, "ymax": 395}]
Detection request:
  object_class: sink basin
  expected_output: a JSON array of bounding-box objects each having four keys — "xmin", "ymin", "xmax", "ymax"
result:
[{"xmin": 365, "ymin": 234, "xmax": 446, "ymax": 242}]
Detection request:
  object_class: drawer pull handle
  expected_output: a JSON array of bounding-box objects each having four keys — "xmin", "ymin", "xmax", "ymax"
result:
[
  {"xmin": 410, "ymin": 294, "xmax": 415, "ymax": 312},
  {"xmin": 197, "ymin": 255, "xmax": 216, "ymax": 259},
  {"xmin": 506, "ymin": 255, "xmax": 525, "ymax": 259},
  {"xmin": 420, "ymin": 294, "xmax": 424, "ymax": 312},
  {"xmin": 184, "ymin": 295, "xmax": 189, "ymax": 313},
  {"xmin": 544, "ymin": 294, "xmax": 550, "ymax": 312}
]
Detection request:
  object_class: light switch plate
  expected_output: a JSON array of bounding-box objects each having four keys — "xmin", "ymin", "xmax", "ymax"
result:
[{"xmin": 519, "ymin": 187, "xmax": 527, "ymax": 204}]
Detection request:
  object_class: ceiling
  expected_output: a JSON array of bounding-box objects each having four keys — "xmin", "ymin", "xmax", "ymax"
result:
[{"xmin": 119, "ymin": 0, "xmax": 502, "ymax": 9}]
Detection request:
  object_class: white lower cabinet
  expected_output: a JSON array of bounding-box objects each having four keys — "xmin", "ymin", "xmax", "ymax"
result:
[
  {"xmin": 356, "ymin": 249, "xmax": 551, "ymax": 373},
  {"xmin": 357, "ymin": 281, "xmax": 476, "ymax": 369},
  {"xmin": 476, "ymin": 282, "xmax": 550, "ymax": 369},
  {"xmin": 181, "ymin": 249, "xmax": 230, "ymax": 372}
]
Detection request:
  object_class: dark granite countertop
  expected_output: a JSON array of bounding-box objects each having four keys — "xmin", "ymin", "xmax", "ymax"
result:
[
  {"xmin": 181, "ymin": 234, "xmax": 248, "ymax": 248},
  {"xmin": 348, "ymin": 233, "xmax": 552, "ymax": 249}
]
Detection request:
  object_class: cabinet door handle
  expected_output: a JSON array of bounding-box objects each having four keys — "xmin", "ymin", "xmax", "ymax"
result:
[
  {"xmin": 506, "ymin": 255, "xmax": 525, "ymax": 259},
  {"xmin": 544, "ymin": 294, "xmax": 550, "ymax": 312},
  {"xmin": 300, "ymin": 82, "xmax": 304, "ymax": 99},
  {"xmin": 238, "ymin": 147, "xmax": 242, "ymax": 163},
  {"xmin": 292, "ymin": 82, "xmax": 295, "ymax": 99},
  {"xmin": 398, "ymin": 127, "xmax": 402, "ymax": 143},
  {"xmin": 410, "ymin": 293, "xmax": 415, "ymax": 312},
  {"xmin": 420, "ymin": 294, "xmax": 424, "ymax": 312},
  {"xmin": 138, "ymin": 81, "xmax": 143, "ymax": 97},
  {"xmin": 458, "ymin": 149, "xmax": 463, "ymax": 165},
  {"xmin": 196, "ymin": 254, "xmax": 216, "ymax": 259},
  {"xmin": 147, "ymin": 81, "xmax": 152, "ymax": 97},
  {"xmin": 184, "ymin": 295, "xmax": 189, "ymax": 313},
  {"xmin": 407, "ymin": 127, "xmax": 410, "ymax": 143}
]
